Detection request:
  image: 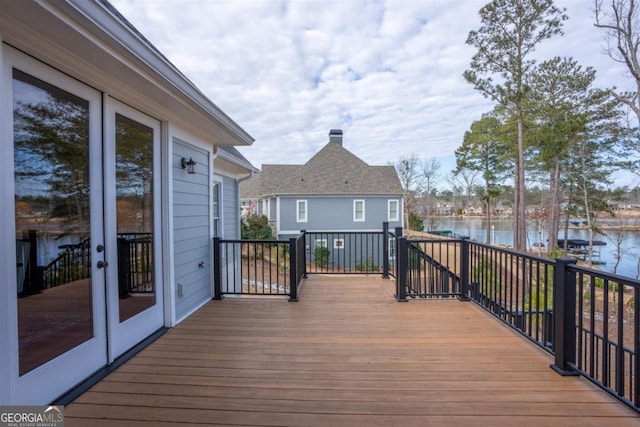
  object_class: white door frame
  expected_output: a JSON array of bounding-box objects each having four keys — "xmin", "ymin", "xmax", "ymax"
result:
[
  {"xmin": 103, "ymin": 97, "xmax": 164, "ymax": 362},
  {"xmin": 1, "ymin": 45, "xmax": 108, "ymax": 404}
]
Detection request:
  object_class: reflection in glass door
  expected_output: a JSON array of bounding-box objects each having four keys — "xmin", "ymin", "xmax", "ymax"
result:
[
  {"xmin": 105, "ymin": 99, "xmax": 163, "ymax": 361},
  {"xmin": 115, "ymin": 114, "xmax": 156, "ymax": 322},
  {"xmin": 13, "ymin": 70, "xmax": 95, "ymax": 375}
]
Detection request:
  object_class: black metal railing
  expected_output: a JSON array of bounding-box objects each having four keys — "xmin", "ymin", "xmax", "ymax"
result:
[
  {"xmin": 41, "ymin": 237, "xmax": 92, "ymax": 289},
  {"xmin": 213, "ymin": 223, "xmax": 396, "ymax": 301},
  {"xmin": 403, "ymin": 239, "xmax": 461, "ymax": 298},
  {"xmin": 469, "ymin": 242, "xmax": 556, "ymax": 350},
  {"xmin": 387, "ymin": 225, "xmax": 402, "ymax": 279},
  {"xmin": 214, "ymin": 238, "xmax": 297, "ymax": 301},
  {"xmin": 304, "ymin": 231, "xmax": 387, "ymax": 274},
  {"xmin": 117, "ymin": 233, "xmax": 154, "ymax": 296},
  {"xmin": 395, "ymin": 234, "xmax": 640, "ymax": 412},
  {"xmin": 213, "ymin": 224, "xmax": 640, "ymax": 411},
  {"xmin": 561, "ymin": 263, "xmax": 640, "ymax": 410}
]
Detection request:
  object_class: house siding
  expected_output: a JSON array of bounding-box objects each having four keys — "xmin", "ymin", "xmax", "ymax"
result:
[
  {"xmin": 278, "ymin": 196, "xmax": 402, "ymax": 236},
  {"xmin": 172, "ymin": 139, "xmax": 211, "ymax": 321},
  {"xmin": 222, "ymin": 175, "xmax": 239, "ymax": 239}
]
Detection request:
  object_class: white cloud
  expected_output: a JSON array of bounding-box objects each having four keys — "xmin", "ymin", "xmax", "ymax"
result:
[{"xmin": 109, "ymin": 0, "xmax": 635, "ymax": 178}]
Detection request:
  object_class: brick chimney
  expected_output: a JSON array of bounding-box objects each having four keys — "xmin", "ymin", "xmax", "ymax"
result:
[{"xmin": 329, "ymin": 129, "xmax": 343, "ymax": 146}]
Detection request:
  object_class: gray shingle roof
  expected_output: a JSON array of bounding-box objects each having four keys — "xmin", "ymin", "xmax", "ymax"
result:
[{"xmin": 241, "ymin": 142, "xmax": 403, "ymax": 197}]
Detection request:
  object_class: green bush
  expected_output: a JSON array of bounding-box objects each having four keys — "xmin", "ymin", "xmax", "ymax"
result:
[
  {"xmin": 408, "ymin": 212, "xmax": 424, "ymax": 231},
  {"xmin": 356, "ymin": 257, "xmax": 379, "ymax": 272},
  {"xmin": 241, "ymin": 214, "xmax": 275, "ymax": 240},
  {"xmin": 314, "ymin": 246, "xmax": 330, "ymax": 267}
]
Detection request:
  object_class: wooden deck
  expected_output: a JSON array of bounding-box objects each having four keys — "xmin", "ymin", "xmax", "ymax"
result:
[{"xmin": 65, "ymin": 275, "xmax": 640, "ymax": 426}]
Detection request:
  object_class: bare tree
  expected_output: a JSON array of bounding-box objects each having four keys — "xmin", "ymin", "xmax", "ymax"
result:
[
  {"xmin": 394, "ymin": 154, "xmax": 425, "ymax": 229},
  {"xmin": 595, "ymin": 0, "xmax": 640, "ymax": 174},
  {"xmin": 394, "ymin": 154, "xmax": 424, "ymax": 193},
  {"xmin": 447, "ymin": 169, "xmax": 480, "ymax": 237},
  {"xmin": 422, "ymin": 158, "xmax": 441, "ymax": 231}
]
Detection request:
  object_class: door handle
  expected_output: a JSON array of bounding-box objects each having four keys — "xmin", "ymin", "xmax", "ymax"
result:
[
  {"xmin": 96, "ymin": 244, "xmax": 105, "ymax": 253},
  {"xmin": 97, "ymin": 260, "xmax": 108, "ymax": 269}
]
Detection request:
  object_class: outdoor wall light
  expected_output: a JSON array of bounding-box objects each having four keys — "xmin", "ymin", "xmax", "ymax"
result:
[{"xmin": 181, "ymin": 157, "xmax": 197, "ymax": 174}]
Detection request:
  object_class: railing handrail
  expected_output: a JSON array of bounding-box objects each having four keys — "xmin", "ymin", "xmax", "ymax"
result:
[
  {"xmin": 43, "ymin": 237, "xmax": 91, "ymax": 270},
  {"xmin": 568, "ymin": 263, "xmax": 640, "ymax": 288}
]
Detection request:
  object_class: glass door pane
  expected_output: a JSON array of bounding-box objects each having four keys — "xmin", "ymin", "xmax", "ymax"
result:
[
  {"xmin": 13, "ymin": 70, "xmax": 93, "ymax": 375},
  {"xmin": 115, "ymin": 114, "xmax": 156, "ymax": 322}
]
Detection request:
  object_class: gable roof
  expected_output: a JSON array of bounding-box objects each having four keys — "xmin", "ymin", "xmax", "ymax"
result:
[
  {"xmin": 215, "ymin": 146, "xmax": 257, "ymax": 175},
  {"xmin": 241, "ymin": 141, "xmax": 403, "ymax": 197}
]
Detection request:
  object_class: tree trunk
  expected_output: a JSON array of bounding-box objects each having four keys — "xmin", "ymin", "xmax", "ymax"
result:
[
  {"xmin": 548, "ymin": 159, "xmax": 561, "ymax": 251},
  {"xmin": 515, "ymin": 114, "xmax": 527, "ymax": 251},
  {"xmin": 485, "ymin": 179, "xmax": 491, "ymax": 244}
]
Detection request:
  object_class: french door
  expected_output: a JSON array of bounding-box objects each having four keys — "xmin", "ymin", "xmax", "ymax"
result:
[
  {"xmin": 4, "ymin": 46, "xmax": 163, "ymax": 404},
  {"xmin": 103, "ymin": 98, "xmax": 163, "ymax": 361}
]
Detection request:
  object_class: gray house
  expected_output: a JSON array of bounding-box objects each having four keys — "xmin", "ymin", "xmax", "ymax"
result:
[{"xmin": 241, "ymin": 130, "xmax": 403, "ymax": 267}]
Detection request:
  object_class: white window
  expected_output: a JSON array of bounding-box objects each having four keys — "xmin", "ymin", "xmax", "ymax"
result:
[
  {"xmin": 354, "ymin": 200, "xmax": 365, "ymax": 222},
  {"xmin": 297, "ymin": 200, "xmax": 307, "ymax": 222},
  {"xmin": 388, "ymin": 199, "xmax": 399, "ymax": 221},
  {"xmin": 334, "ymin": 238, "xmax": 344, "ymax": 249},
  {"xmin": 315, "ymin": 239, "xmax": 327, "ymax": 248}
]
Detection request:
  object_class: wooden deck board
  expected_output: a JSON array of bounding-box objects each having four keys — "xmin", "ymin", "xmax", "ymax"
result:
[{"xmin": 65, "ymin": 275, "xmax": 640, "ymax": 426}]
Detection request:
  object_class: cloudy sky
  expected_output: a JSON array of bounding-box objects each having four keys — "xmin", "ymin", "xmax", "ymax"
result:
[{"xmin": 110, "ymin": 0, "xmax": 635, "ymax": 186}]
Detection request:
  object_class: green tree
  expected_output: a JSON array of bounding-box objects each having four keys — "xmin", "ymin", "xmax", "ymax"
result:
[
  {"xmin": 456, "ymin": 112, "xmax": 509, "ymax": 243},
  {"xmin": 408, "ymin": 212, "xmax": 424, "ymax": 232},
  {"xmin": 464, "ymin": 0, "xmax": 567, "ymax": 250},
  {"xmin": 526, "ymin": 57, "xmax": 607, "ymax": 248},
  {"xmin": 241, "ymin": 214, "xmax": 275, "ymax": 240},
  {"xmin": 563, "ymin": 133, "xmax": 618, "ymax": 264}
]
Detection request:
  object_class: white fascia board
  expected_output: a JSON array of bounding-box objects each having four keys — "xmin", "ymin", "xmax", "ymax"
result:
[{"xmin": 214, "ymin": 148, "xmax": 259, "ymax": 175}]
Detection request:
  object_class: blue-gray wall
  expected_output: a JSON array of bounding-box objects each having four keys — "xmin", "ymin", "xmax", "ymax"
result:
[
  {"xmin": 173, "ymin": 139, "xmax": 211, "ymax": 320},
  {"xmin": 277, "ymin": 196, "xmax": 402, "ymax": 237}
]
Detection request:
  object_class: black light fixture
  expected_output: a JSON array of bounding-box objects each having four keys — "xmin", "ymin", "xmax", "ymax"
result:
[{"xmin": 181, "ymin": 157, "xmax": 196, "ymax": 174}]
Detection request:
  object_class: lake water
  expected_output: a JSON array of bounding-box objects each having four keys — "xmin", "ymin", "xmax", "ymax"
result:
[{"xmin": 427, "ymin": 218, "xmax": 640, "ymax": 280}]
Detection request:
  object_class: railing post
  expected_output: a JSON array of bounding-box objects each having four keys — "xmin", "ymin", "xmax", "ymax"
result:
[
  {"xmin": 27, "ymin": 230, "xmax": 43, "ymax": 294},
  {"xmin": 458, "ymin": 237, "xmax": 470, "ymax": 301},
  {"xmin": 395, "ymin": 236, "xmax": 408, "ymax": 302},
  {"xmin": 301, "ymin": 230, "xmax": 308, "ymax": 278},
  {"xmin": 213, "ymin": 237, "xmax": 223, "ymax": 300},
  {"xmin": 289, "ymin": 237, "xmax": 299, "ymax": 302},
  {"xmin": 382, "ymin": 222, "xmax": 389, "ymax": 279},
  {"xmin": 550, "ymin": 257, "xmax": 578, "ymax": 376}
]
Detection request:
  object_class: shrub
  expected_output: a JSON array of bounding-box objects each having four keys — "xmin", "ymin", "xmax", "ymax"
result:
[
  {"xmin": 241, "ymin": 214, "xmax": 275, "ymax": 240},
  {"xmin": 408, "ymin": 212, "xmax": 424, "ymax": 232},
  {"xmin": 313, "ymin": 246, "xmax": 330, "ymax": 267},
  {"xmin": 355, "ymin": 257, "xmax": 378, "ymax": 272}
]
